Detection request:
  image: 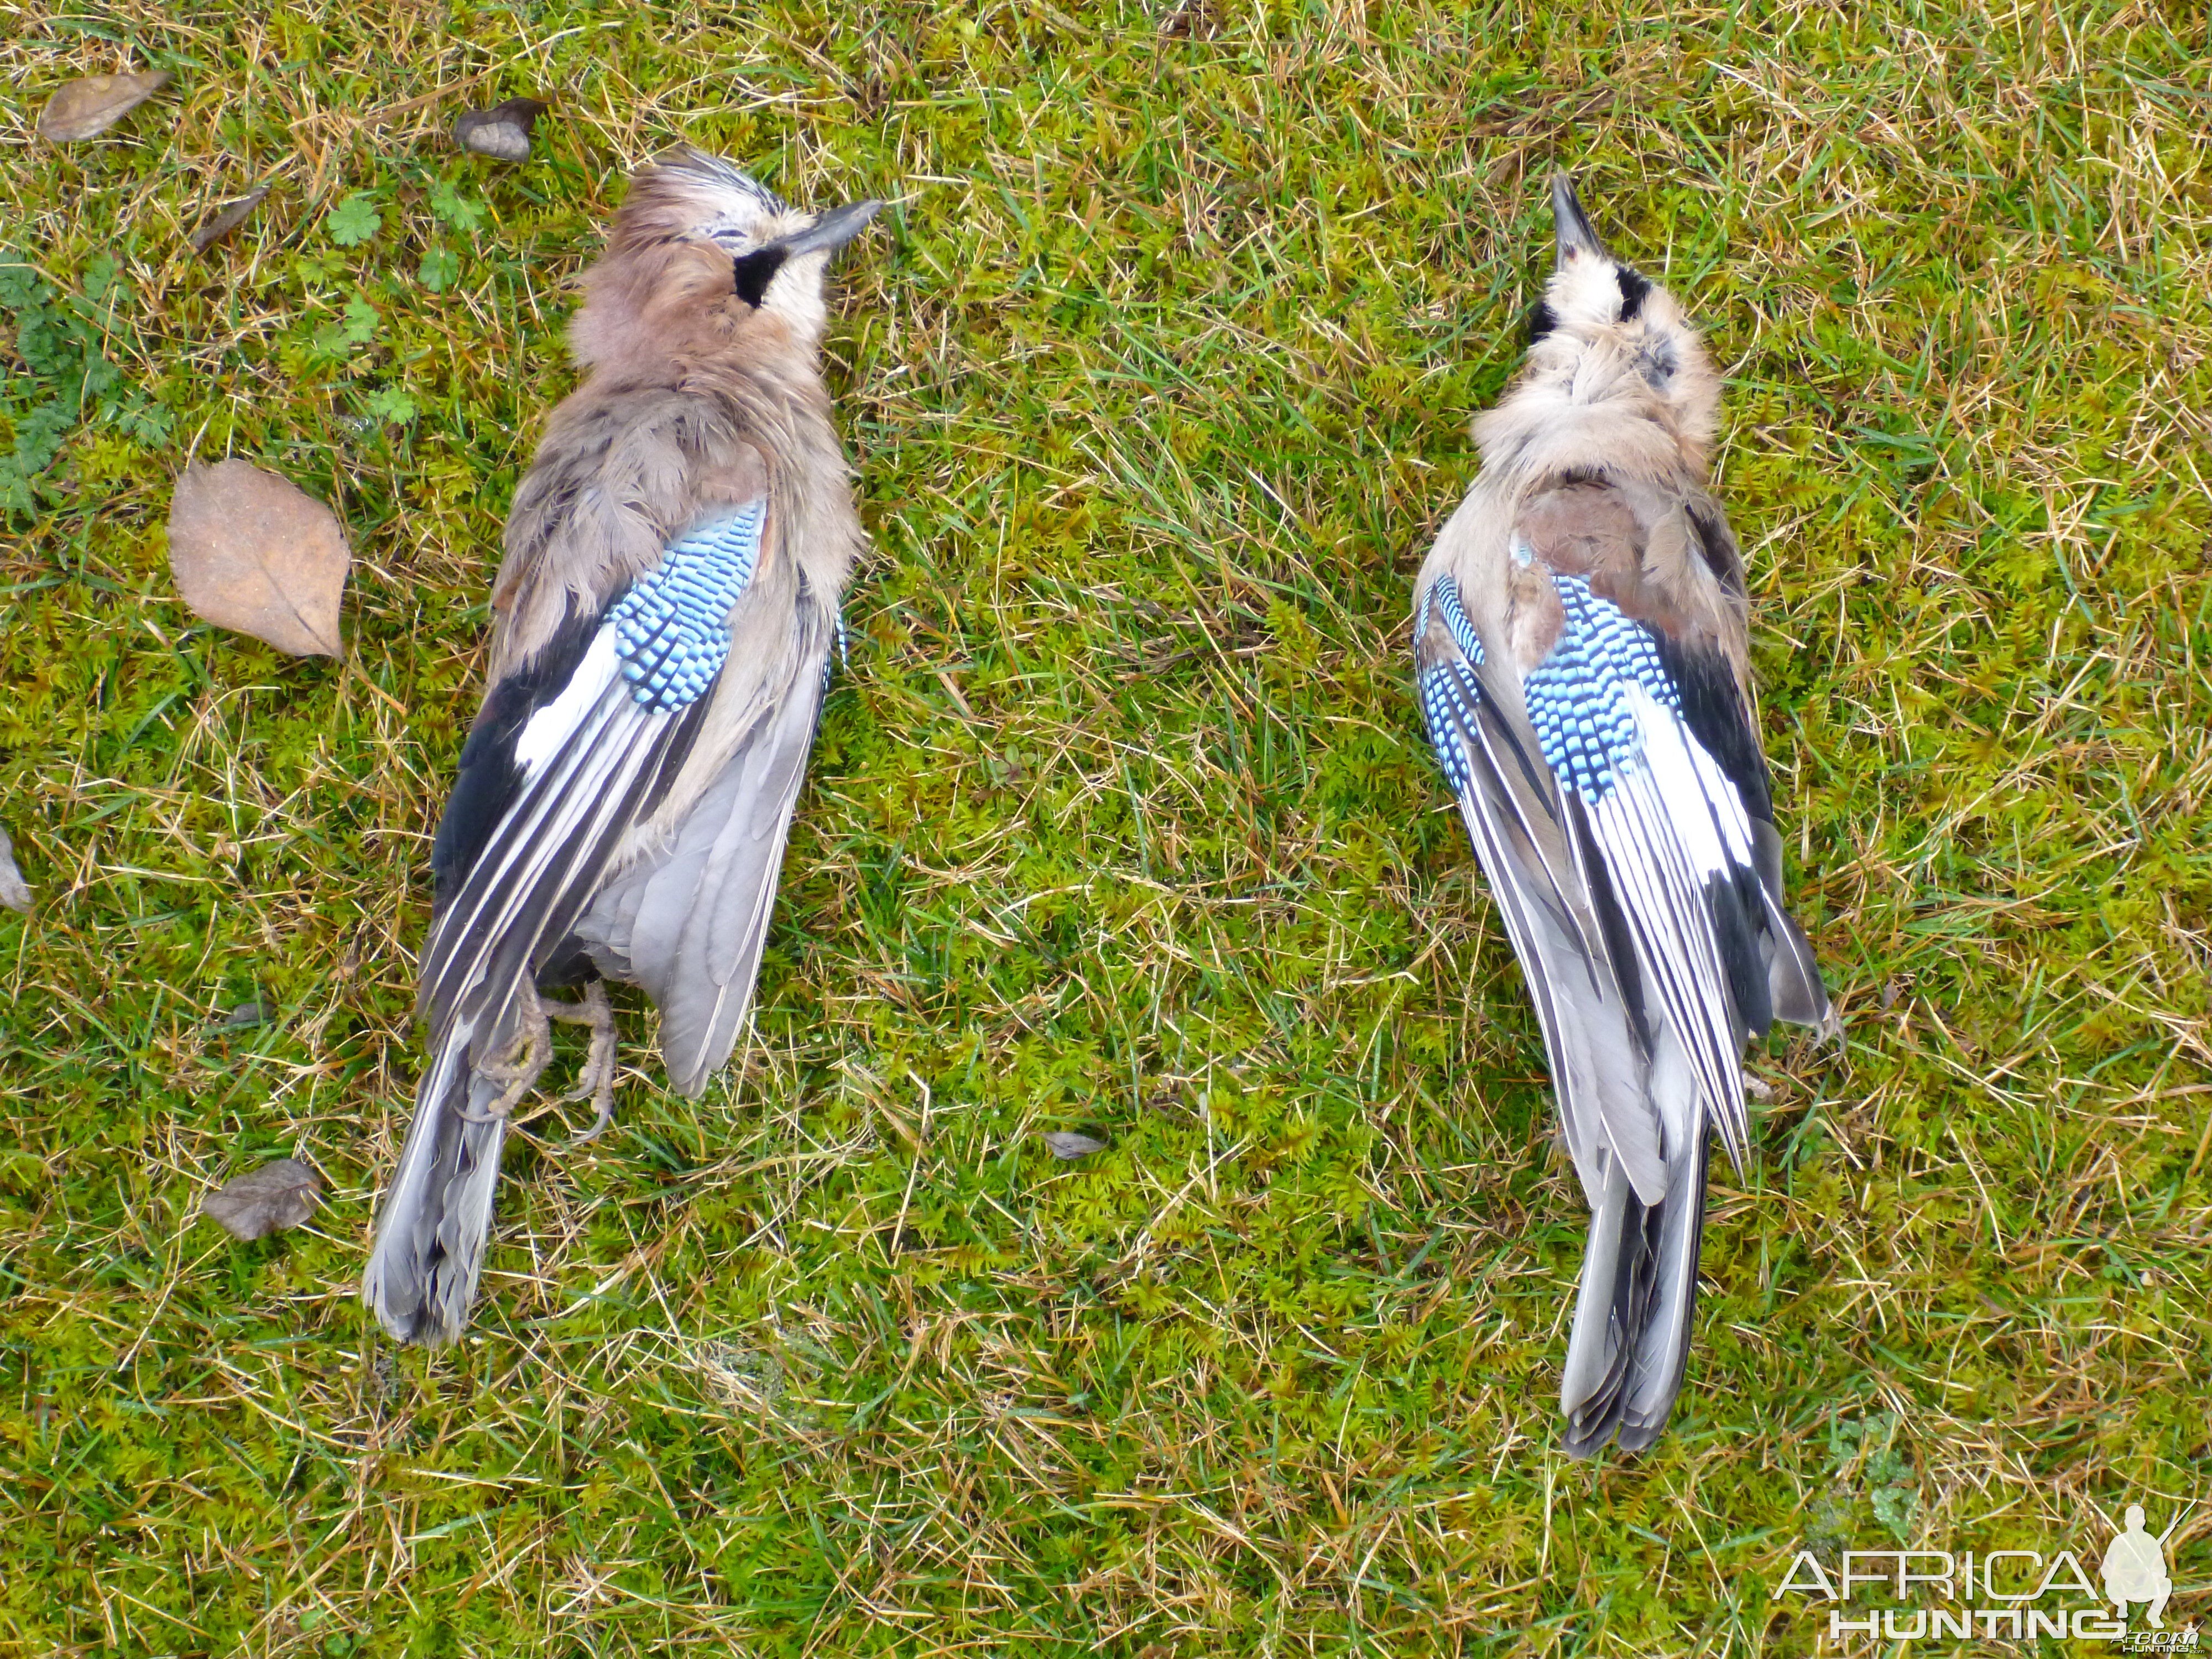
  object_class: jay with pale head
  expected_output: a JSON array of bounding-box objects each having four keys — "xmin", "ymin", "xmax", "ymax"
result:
[
  {"xmin": 364, "ymin": 149, "xmax": 880, "ymax": 1344},
  {"xmin": 1414, "ymin": 175, "xmax": 1837, "ymax": 1455}
]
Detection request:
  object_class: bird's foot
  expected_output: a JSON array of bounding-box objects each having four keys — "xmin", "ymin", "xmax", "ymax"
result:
[
  {"xmin": 546, "ymin": 980, "xmax": 620, "ymax": 1145},
  {"xmin": 460, "ymin": 996, "xmax": 554, "ymax": 1124}
]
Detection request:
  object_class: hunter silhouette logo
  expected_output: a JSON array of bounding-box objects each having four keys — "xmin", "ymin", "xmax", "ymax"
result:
[
  {"xmin": 1771, "ymin": 1499, "xmax": 2198, "ymax": 1647},
  {"xmin": 2104, "ymin": 1506, "xmax": 2177, "ymax": 1629}
]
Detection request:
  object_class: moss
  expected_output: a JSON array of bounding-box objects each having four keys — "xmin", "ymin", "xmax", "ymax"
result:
[{"xmin": 2, "ymin": 0, "xmax": 2209, "ymax": 1653}]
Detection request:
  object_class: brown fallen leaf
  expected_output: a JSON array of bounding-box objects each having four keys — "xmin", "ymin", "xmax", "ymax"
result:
[
  {"xmin": 1042, "ymin": 1131, "xmax": 1107, "ymax": 1161},
  {"xmin": 188, "ymin": 184, "xmax": 270, "ymax": 255},
  {"xmin": 202, "ymin": 1157, "xmax": 321, "ymax": 1241},
  {"xmin": 168, "ymin": 459, "xmax": 349, "ymax": 657},
  {"xmin": 39, "ymin": 70, "xmax": 172, "ymax": 142},
  {"xmin": 0, "ymin": 826, "xmax": 29, "ymax": 912},
  {"xmin": 453, "ymin": 96, "xmax": 547, "ymax": 161}
]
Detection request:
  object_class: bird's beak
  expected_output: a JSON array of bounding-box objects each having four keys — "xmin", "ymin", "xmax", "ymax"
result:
[
  {"xmin": 774, "ymin": 200, "xmax": 884, "ymax": 259},
  {"xmin": 1551, "ymin": 173, "xmax": 1608, "ymax": 268}
]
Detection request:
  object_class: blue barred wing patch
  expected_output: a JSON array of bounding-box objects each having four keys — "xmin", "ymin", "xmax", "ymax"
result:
[
  {"xmin": 1523, "ymin": 574, "xmax": 1679, "ymax": 803},
  {"xmin": 821, "ymin": 613, "xmax": 848, "ymax": 697},
  {"xmin": 1417, "ymin": 573, "xmax": 1485, "ymax": 797},
  {"xmin": 1432, "ymin": 573, "xmax": 1484, "ymax": 665},
  {"xmin": 609, "ymin": 502, "xmax": 768, "ymax": 711}
]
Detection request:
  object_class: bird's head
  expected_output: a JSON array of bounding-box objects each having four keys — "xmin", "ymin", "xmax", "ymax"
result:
[
  {"xmin": 570, "ymin": 147, "xmax": 879, "ymax": 373},
  {"xmin": 1485, "ymin": 174, "xmax": 1721, "ymax": 471}
]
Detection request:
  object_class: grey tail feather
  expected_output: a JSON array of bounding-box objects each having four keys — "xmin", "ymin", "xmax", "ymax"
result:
[
  {"xmin": 1560, "ymin": 1139, "xmax": 1709, "ymax": 1459},
  {"xmin": 1615, "ymin": 1136, "xmax": 1708, "ymax": 1450},
  {"xmin": 361, "ymin": 1016, "xmax": 510, "ymax": 1345}
]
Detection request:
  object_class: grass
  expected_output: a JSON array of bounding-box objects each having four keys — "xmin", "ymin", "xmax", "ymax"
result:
[{"xmin": 2, "ymin": 0, "xmax": 2209, "ymax": 1652}]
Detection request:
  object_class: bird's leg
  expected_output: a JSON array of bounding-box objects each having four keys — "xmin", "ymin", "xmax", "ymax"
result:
[
  {"xmin": 462, "ymin": 993, "xmax": 554, "ymax": 1123},
  {"xmin": 545, "ymin": 979, "xmax": 620, "ymax": 1144}
]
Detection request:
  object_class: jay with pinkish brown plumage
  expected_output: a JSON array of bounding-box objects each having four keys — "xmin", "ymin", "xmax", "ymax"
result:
[
  {"xmin": 363, "ymin": 149, "xmax": 881, "ymax": 1345},
  {"xmin": 1413, "ymin": 175, "xmax": 1838, "ymax": 1457}
]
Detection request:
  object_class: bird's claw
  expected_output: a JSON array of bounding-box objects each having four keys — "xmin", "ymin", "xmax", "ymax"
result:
[
  {"xmin": 456, "ymin": 985, "xmax": 620, "ymax": 1135},
  {"xmin": 566, "ymin": 1085, "xmax": 619, "ymax": 1146},
  {"xmin": 546, "ymin": 980, "xmax": 620, "ymax": 1146},
  {"xmin": 456, "ymin": 999, "xmax": 553, "ymax": 1124}
]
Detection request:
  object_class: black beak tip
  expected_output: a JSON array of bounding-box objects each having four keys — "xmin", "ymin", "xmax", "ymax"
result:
[
  {"xmin": 1551, "ymin": 171, "xmax": 1605, "ymax": 267},
  {"xmin": 769, "ymin": 199, "xmax": 887, "ymax": 263},
  {"xmin": 837, "ymin": 197, "xmax": 885, "ymax": 232},
  {"xmin": 815, "ymin": 199, "xmax": 885, "ymax": 255}
]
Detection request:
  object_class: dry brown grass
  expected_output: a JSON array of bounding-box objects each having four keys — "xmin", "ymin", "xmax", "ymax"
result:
[{"xmin": 2, "ymin": 0, "xmax": 2209, "ymax": 1652}]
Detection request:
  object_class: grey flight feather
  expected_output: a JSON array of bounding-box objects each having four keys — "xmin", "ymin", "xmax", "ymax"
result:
[
  {"xmin": 359, "ymin": 1020, "xmax": 509, "ymax": 1341},
  {"xmin": 572, "ymin": 653, "xmax": 828, "ymax": 1095}
]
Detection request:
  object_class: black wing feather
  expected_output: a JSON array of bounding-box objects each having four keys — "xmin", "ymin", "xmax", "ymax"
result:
[{"xmin": 431, "ymin": 606, "xmax": 602, "ymax": 908}]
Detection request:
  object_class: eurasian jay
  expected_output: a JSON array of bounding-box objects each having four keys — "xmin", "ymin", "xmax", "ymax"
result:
[
  {"xmin": 1413, "ymin": 174, "xmax": 1837, "ymax": 1455},
  {"xmin": 364, "ymin": 148, "xmax": 880, "ymax": 1344}
]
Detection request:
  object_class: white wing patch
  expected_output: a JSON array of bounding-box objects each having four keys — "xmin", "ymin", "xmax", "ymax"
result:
[
  {"xmin": 514, "ymin": 629, "xmax": 621, "ymax": 775},
  {"xmin": 1635, "ymin": 685, "xmax": 1756, "ymax": 878}
]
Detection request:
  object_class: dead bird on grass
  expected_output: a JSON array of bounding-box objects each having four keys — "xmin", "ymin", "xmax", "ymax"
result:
[
  {"xmin": 1412, "ymin": 173, "xmax": 1837, "ymax": 1455},
  {"xmin": 364, "ymin": 149, "xmax": 880, "ymax": 1344}
]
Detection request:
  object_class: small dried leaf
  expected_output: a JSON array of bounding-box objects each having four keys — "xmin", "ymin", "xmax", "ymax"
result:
[
  {"xmin": 0, "ymin": 826, "xmax": 29, "ymax": 913},
  {"xmin": 453, "ymin": 97, "xmax": 547, "ymax": 161},
  {"xmin": 202, "ymin": 1158, "xmax": 321, "ymax": 1241},
  {"xmin": 168, "ymin": 459, "xmax": 350, "ymax": 657},
  {"xmin": 188, "ymin": 184, "xmax": 269, "ymax": 255},
  {"xmin": 1042, "ymin": 1131, "xmax": 1107, "ymax": 1161},
  {"xmin": 39, "ymin": 71, "xmax": 171, "ymax": 142}
]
